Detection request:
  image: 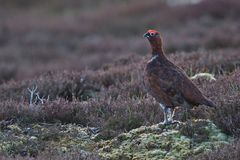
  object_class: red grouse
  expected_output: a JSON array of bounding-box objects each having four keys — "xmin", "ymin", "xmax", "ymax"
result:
[{"xmin": 143, "ymin": 29, "xmax": 216, "ymax": 124}]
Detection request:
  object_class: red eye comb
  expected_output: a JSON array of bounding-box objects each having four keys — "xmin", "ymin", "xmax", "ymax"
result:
[{"xmin": 147, "ymin": 29, "xmax": 159, "ymax": 34}]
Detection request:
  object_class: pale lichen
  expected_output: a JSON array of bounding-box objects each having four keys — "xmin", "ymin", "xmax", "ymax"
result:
[
  {"xmin": 97, "ymin": 119, "xmax": 231, "ymax": 160},
  {"xmin": 0, "ymin": 119, "xmax": 231, "ymax": 159},
  {"xmin": 190, "ymin": 73, "xmax": 216, "ymax": 81},
  {"xmin": 0, "ymin": 122, "xmax": 97, "ymax": 157}
]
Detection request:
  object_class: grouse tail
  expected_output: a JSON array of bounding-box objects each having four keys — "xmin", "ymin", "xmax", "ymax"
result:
[{"xmin": 203, "ymin": 98, "xmax": 217, "ymax": 108}]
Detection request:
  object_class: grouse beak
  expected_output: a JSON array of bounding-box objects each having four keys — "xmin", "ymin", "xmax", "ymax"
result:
[{"xmin": 143, "ymin": 32, "xmax": 149, "ymax": 38}]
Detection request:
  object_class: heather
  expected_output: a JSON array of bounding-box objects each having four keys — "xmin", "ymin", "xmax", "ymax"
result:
[{"xmin": 0, "ymin": 0, "xmax": 240, "ymax": 159}]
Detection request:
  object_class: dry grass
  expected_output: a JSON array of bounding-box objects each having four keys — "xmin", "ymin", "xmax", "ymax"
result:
[{"xmin": 189, "ymin": 140, "xmax": 240, "ymax": 160}]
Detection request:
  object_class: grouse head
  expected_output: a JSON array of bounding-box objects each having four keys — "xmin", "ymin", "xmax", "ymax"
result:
[
  {"xmin": 143, "ymin": 29, "xmax": 163, "ymax": 54},
  {"xmin": 143, "ymin": 29, "xmax": 159, "ymax": 38}
]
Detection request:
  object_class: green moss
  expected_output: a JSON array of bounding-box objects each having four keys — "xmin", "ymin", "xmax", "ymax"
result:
[
  {"xmin": 97, "ymin": 119, "xmax": 231, "ymax": 160},
  {"xmin": 0, "ymin": 119, "xmax": 232, "ymax": 159},
  {"xmin": 0, "ymin": 123, "xmax": 97, "ymax": 157},
  {"xmin": 7, "ymin": 125, "xmax": 23, "ymax": 133}
]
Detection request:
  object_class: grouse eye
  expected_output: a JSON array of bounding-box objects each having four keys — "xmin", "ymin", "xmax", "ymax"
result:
[{"xmin": 150, "ymin": 32, "xmax": 155, "ymax": 36}]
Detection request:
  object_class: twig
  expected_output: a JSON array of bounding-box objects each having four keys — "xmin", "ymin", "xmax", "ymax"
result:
[{"xmin": 27, "ymin": 86, "xmax": 38, "ymax": 106}]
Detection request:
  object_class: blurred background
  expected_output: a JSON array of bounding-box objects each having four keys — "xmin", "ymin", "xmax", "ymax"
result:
[{"xmin": 0, "ymin": 0, "xmax": 239, "ymax": 83}]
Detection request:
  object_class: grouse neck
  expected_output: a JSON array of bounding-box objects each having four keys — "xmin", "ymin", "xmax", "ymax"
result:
[
  {"xmin": 149, "ymin": 37, "xmax": 165, "ymax": 57},
  {"xmin": 151, "ymin": 44, "xmax": 164, "ymax": 54},
  {"xmin": 152, "ymin": 51, "xmax": 165, "ymax": 57}
]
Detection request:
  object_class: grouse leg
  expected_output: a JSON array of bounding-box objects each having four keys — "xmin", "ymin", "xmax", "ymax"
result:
[
  {"xmin": 159, "ymin": 103, "xmax": 169, "ymax": 124},
  {"xmin": 168, "ymin": 108, "xmax": 173, "ymax": 122},
  {"xmin": 168, "ymin": 108, "xmax": 180, "ymax": 124}
]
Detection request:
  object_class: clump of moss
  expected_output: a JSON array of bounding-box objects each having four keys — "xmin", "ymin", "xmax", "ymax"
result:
[
  {"xmin": 97, "ymin": 119, "xmax": 231, "ymax": 160},
  {"xmin": 0, "ymin": 122, "xmax": 98, "ymax": 157},
  {"xmin": 0, "ymin": 119, "xmax": 232, "ymax": 159}
]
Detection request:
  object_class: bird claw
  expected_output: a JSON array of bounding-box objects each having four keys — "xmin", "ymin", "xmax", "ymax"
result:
[
  {"xmin": 159, "ymin": 120, "xmax": 181, "ymax": 125},
  {"xmin": 170, "ymin": 120, "xmax": 181, "ymax": 124},
  {"xmin": 159, "ymin": 121, "xmax": 171, "ymax": 125}
]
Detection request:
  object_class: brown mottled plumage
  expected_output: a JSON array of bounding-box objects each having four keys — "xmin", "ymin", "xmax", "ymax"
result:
[{"xmin": 143, "ymin": 29, "xmax": 216, "ymax": 124}]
